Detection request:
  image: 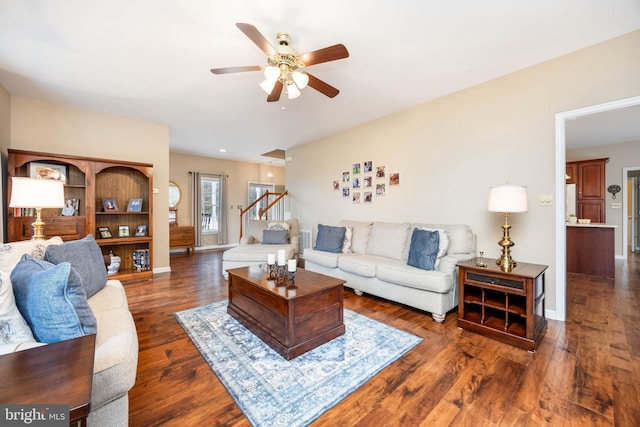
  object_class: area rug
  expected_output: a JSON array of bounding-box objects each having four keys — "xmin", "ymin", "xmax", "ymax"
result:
[{"xmin": 174, "ymin": 301, "xmax": 422, "ymax": 427}]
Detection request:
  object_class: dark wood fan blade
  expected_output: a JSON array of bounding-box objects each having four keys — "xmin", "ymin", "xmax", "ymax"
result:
[
  {"xmin": 236, "ymin": 23, "xmax": 275, "ymax": 56},
  {"xmin": 306, "ymin": 73, "xmax": 340, "ymax": 98},
  {"xmin": 210, "ymin": 65, "xmax": 261, "ymax": 75},
  {"xmin": 301, "ymin": 44, "xmax": 349, "ymax": 66},
  {"xmin": 267, "ymin": 80, "xmax": 283, "ymax": 102}
]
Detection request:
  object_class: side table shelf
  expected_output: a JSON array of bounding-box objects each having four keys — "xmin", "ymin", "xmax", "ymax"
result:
[{"xmin": 457, "ymin": 258, "xmax": 548, "ymax": 351}]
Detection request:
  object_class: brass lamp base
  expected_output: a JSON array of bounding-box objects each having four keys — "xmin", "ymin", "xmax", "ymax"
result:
[
  {"xmin": 496, "ymin": 212, "xmax": 516, "ymax": 272},
  {"xmin": 31, "ymin": 208, "xmax": 47, "ymax": 241}
]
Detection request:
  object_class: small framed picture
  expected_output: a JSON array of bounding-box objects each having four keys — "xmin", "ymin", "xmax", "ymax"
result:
[
  {"xmin": 103, "ymin": 199, "xmax": 119, "ymax": 211},
  {"xmin": 98, "ymin": 227, "xmax": 112, "ymax": 239},
  {"xmin": 135, "ymin": 224, "xmax": 147, "ymax": 237},
  {"xmin": 127, "ymin": 198, "xmax": 143, "ymax": 212},
  {"xmin": 29, "ymin": 162, "xmax": 67, "ymax": 183},
  {"xmin": 118, "ymin": 225, "xmax": 130, "ymax": 238}
]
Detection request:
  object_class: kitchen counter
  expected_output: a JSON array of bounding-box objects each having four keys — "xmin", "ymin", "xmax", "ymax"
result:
[
  {"xmin": 566, "ymin": 223, "xmax": 617, "ymax": 228},
  {"xmin": 566, "ymin": 224, "xmax": 615, "ymax": 279}
]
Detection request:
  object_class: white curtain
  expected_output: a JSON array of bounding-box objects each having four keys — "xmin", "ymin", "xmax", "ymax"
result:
[{"xmin": 189, "ymin": 171, "xmax": 228, "ymax": 246}]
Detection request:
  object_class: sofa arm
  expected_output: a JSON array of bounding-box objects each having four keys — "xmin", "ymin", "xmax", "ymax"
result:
[
  {"xmin": 290, "ymin": 235, "xmax": 300, "ymax": 253},
  {"xmin": 240, "ymin": 235, "xmax": 255, "ymax": 245}
]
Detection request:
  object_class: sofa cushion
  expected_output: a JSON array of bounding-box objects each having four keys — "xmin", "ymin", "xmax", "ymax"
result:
[
  {"xmin": 0, "ymin": 271, "xmax": 37, "ymax": 354},
  {"xmin": 366, "ymin": 222, "xmax": 411, "ymax": 260},
  {"xmin": 338, "ymin": 254, "xmax": 387, "ymax": 278},
  {"xmin": 314, "ymin": 224, "xmax": 346, "ymax": 253},
  {"xmin": 418, "ymin": 228, "xmax": 449, "ymax": 268},
  {"xmin": 339, "ymin": 221, "xmax": 372, "ymax": 254},
  {"xmin": 413, "ymin": 223, "xmax": 474, "ymax": 255},
  {"xmin": 377, "ymin": 260, "xmax": 453, "ymax": 293},
  {"xmin": 303, "ymin": 248, "xmax": 342, "ymax": 268},
  {"xmin": 10, "ymin": 254, "xmax": 97, "ymax": 343},
  {"xmin": 407, "ymin": 229, "xmax": 439, "ymax": 271},
  {"xmin": 262, "ymin": 229, "xmax": 289, "ymax": 244},
  {"xmin": 223, "ymin": 244, "xmax": 298, "ymax": 262},
  {"xmin": 0, "ymin": 237, "xmax": 63, "ymax": 275},
  {"xmin": 44, "ymin": 234, "xmax": 108, "ymax": 298}
]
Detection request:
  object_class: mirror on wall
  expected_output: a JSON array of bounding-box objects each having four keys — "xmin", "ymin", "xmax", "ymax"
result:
[{"xmin": 169, "ymin": 181, "xmax": 181, "ymax": 208}]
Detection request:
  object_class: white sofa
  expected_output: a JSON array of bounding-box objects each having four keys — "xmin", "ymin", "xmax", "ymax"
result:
[
  {"xmin": 303, "ymin": 221, "xmax": 476, "ymax": 322},
  {"xmin": 222, "ymin": 218, "xmax": 300, "ymax": 279},
  {"xmin": 0, "ymin": 237, "xmax": 138, "ymax": 427}
]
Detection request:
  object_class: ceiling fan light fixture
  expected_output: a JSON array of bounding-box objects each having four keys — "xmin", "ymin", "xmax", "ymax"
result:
[
  {"xmin": 259, "ymin": 79, "xmax": 277, "ymax": 94},
  {"xmin": 286, "ymin": 82, "xmax": 301, "ymax": 99},
  {"xmin": 291, "ymin": 71, "xmax": 309, "ymax": 89}
]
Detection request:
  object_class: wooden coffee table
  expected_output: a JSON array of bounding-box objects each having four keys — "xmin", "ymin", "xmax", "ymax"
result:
[
  {"xmin": 0, "ymin": 334, "xmax": 95, "ymax": 426},
  {"xmin": 226, "ymin": 266, "xmax": 346, "ymax": 360}
]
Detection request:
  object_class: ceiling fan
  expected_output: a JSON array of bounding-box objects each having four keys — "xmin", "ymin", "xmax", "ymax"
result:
[{"xmin": 210, "ymin": 23, "xmax": 349, "ymax": 102}]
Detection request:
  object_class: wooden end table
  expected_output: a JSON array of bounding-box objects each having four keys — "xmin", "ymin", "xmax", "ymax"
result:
[
  {"xmin": 0, "ymin": 334, "xmax": 96, "ymax": 426},
  {"xmin": 457, "ymin": 258, "xmax": 547, "ymax": 351},
  {"xmin": 227, "ymin": 266, "xmax": 345, "ymax": 360}
]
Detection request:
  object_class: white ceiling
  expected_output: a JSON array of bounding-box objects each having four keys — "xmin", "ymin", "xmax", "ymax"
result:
[{"xmin": 1, "ymin": 1, "xmax": 639, "ymax": 164}]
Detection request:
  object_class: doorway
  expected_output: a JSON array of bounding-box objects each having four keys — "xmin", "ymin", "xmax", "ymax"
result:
[
  {"xmin": 625, "ymin": 169, "xmax": 640, "ymax": 255},
  {"xmin": 555, "ymin": 95, "xmax": 640, "ymax": 322}
]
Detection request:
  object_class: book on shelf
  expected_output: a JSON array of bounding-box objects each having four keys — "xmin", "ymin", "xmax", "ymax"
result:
[{"xmin": 132, "ymin": 249, "xmax": 150, "ymax": 272}]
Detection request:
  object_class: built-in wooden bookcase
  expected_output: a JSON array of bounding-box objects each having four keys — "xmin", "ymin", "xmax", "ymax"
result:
[{"xmin": 7, "ymin": 149, "xmax": 153, "ymax": 281}]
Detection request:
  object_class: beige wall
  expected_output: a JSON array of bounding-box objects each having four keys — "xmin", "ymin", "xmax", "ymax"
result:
[
  {"xmin": 568, "ymin": 139, "xmax": 640, "ymax": 255},
  {"xmin": 287, "ymin": 30, "xmax": 640, "ymax": 316},
  {"xmin": 169, "ymin": 152, "xmax": 285, "ymax": 244},
  {"xmin": 9, "ymin": 96, "xmax": 171, "ymax": 272}
]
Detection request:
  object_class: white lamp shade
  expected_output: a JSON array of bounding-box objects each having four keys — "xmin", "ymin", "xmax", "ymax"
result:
[
  {"xmin": 286, "ymin": 82, "xmax": 301, "ymax": 99},
  {"xmin": 488, "ymin": 185, "xmax": 528, "ymax": 213},
  {"xmin": 10, "ymin": 177, "xmax": 65, "ymax": 208},
  {"xmin": 259, "ymin": 79, "xmax": 277, "ymax": 95},
  {"xmin": 263, "ymin": 66, "xmax": 280, "ymax": 82},
  {"xmin": 291, "ymin": 71, "xmax": 309, "ymax": 89}
]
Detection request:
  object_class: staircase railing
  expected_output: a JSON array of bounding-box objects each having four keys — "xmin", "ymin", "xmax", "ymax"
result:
[{"xmin": 239, "ymin": 190, "xmax": 288, "ymax": 238}]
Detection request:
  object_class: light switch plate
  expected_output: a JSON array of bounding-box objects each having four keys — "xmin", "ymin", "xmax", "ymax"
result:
[{"xmin": 538, "ymin": 195, "xmax": 553, "ymax": 206}]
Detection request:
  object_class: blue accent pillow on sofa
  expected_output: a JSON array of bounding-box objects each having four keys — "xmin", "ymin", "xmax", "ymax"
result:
[
  {"xmin": 314, "ymin": 224, "xmax": 347, "ymax": 253},
  {"xmin": 407, "ymin": 228, "xmax": 440, "ymax": 271},
  {"xmin": 44, "ymin": 234, "xmax": 107, "ymax": 298},
  {"xmin": 262, "ymin": 229, "xmax": 289, "ymax": 244},
  {"xmin": 10, "ymin": 254, "xmax": 97, "ymax": 343}
]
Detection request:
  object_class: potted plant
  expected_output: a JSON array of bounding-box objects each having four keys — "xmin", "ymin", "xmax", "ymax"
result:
[{"xmin": 568, "ymin": 214, "xmax": 578, "ymax": 224}]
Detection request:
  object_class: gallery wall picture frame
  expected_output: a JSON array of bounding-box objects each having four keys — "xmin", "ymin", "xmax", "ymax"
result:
[
  {"xmin": 29, "ymin": 162, "xmax": 67, "ymax": 183},
  {"xmin": 127, "ymin": 198, "xmax": 143, "ymax": 212},
  {"xmin": 118, "ymin": 225, "xmax": 130, "ymax": 238},
  {"xmin": 389, "ymin": 173, "xmax": 400, "ymax": 186},
  {"xmin": 98, "ymin": 227, "xmax": 112, "ymax": 239},
  {"xmin": 135, "ymin": 224, "xmax": 148, "ymax": 237},
  {"xmin": 103, "ymin": 199, "xmax": 119, "ymax": 211}
]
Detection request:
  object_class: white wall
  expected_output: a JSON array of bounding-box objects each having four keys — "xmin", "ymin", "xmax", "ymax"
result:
[{"xmin": 286, "ymin": 30, "xmax": 640, "ymax": 316}]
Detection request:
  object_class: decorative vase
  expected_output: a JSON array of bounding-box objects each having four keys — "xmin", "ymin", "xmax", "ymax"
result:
[
  {"xmin": 107, "ymin": 250, "xmax": 121, "ymax": 276},
  {"xmin": 568, "ymin": 216, "xmax": 577, "ymax": 224}
]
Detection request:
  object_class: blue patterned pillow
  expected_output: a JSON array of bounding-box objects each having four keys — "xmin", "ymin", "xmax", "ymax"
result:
[
  {"xmin": 407, "ymin": 228, "xmax": 440, "ymax": 271},
  {"xmin": 10, "ymin": 254, "xmax": 97, "ymax": 343},
  {"xmin": 314, "ymin": 224, "xmax": 347, "ymax": 253}
]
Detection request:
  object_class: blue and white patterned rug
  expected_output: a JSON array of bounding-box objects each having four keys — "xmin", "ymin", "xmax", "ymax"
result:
[{"xmin": 174, "ymin": 301, "xmax": 422, "ymax": 427}]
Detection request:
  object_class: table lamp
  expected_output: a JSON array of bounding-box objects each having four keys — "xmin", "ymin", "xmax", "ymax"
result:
[
  {"xmin": 488, "ymin": 185, "xmax": 528, "ymax": 272},
  {"xmin": 9, "ymin": 177, "xmax": 65, "ymax": 241}
]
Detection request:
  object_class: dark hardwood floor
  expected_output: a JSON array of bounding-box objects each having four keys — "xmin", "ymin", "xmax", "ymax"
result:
[{"xmin": 125, "ymin": 250, "xmax": 640, "ymax": 426}]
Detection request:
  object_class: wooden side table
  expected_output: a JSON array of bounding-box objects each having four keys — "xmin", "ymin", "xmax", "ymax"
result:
[
  {"xmin": 457, "ymin": 258, "xmax": 547, "ymax": 351},
  {"xmin": 0, "ymin": 334, "xmax": 96, "ymax": 426}
]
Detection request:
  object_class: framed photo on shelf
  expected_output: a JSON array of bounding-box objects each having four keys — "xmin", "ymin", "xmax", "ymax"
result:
[
  {"xmin": 118, "ymin": 225, "xmax": 130, "ymax": 238},
  {"xmin": 98, "ymin": 227, "xmax": 112, "ymax": 239},
  {"xmin": 135, "ymin": 224, "xmax": 147, "ymax": 237},
  {"xmin": 103, "ymin": 199, "xmax": 119, "ymax": 211},
  {"xmin": 61, "ymin": 198, "xmax": 80, "ymax": 216},
  {"xmin": 127, "ymin": 198, "xmax": 143, "ymax": 212},
  {"xmin": 29, "ymin": 162, "xmax": 67, "ymax": 183}
]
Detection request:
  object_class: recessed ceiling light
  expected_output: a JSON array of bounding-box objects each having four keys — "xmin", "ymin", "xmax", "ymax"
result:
[
  {"xmin": 281, "ymin": 107, "xmax": 286, "ymax": 111},
  {"xmin": 219, "ymin": 149, "xmax": 227, "ymax": 153}
]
